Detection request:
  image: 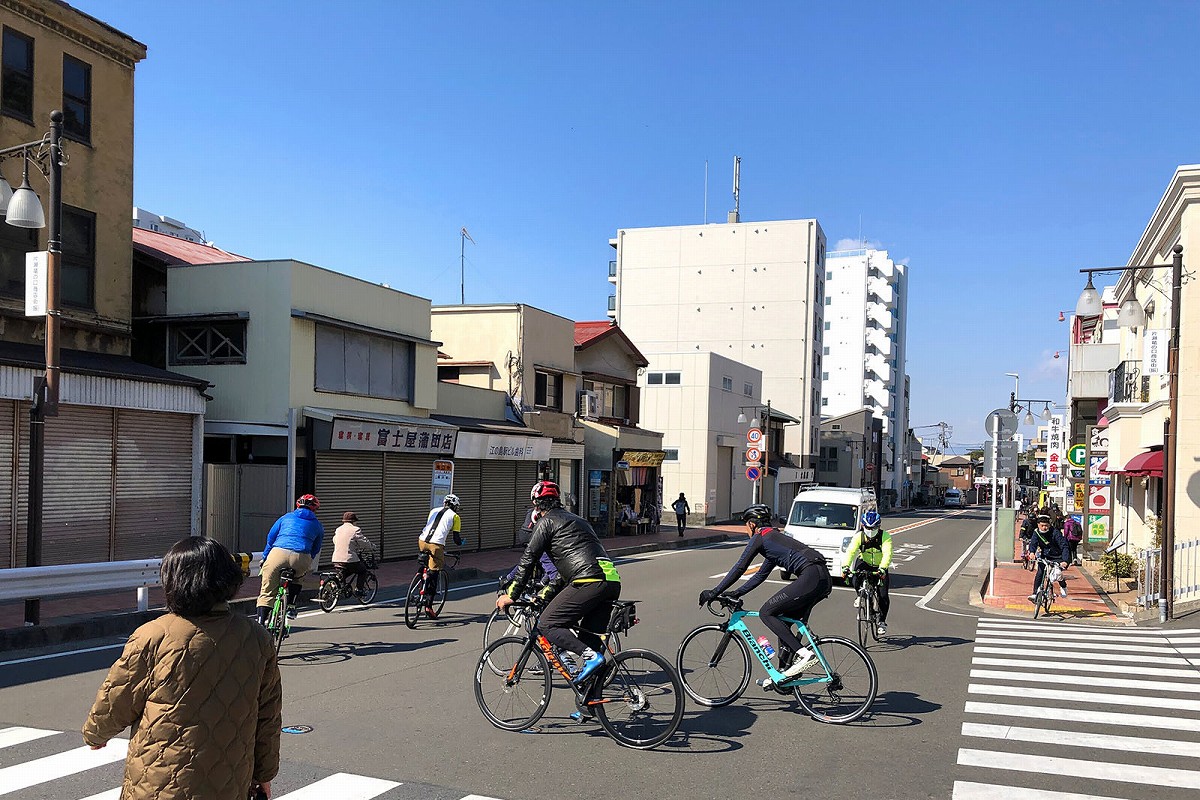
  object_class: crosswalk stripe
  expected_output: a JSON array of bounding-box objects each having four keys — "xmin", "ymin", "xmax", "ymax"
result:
[
  {"xmin": 975, "ymin": 633, "xmax": 1178, "ymax": 651},
  {"xmin": 0, "ymin": 740, "xmax": 128, "ymax": 796},
  {"xmin": 972, "ymin": 656, "xmax": 1200, "ymax": 678},
  {"xmin": 460, "ymin": 796, "xmax": 506, "ymax": 800},
  {"xmin": 0, "ymin": 726, "xmax": 58, "ymax": 749},
  {"xmin": 970, "ymin": 668, "xmax": 1200, "ymax": 694},
  {"xmin": 77, "ymin": 791, "xmax": 121, "ymax": 800},
  {"xmin": 978, "ymin": 619, "xmax": 1168, "ymax": 635},
  {"xmin": 976, "ymin": 627, "xmax": 1168, "ymax": 645},
  {"xmin": 957, "ymin": 747, "xmax": 1200, "ymax": 789},
  {"xmin": 273, "ymin": 772, "xmax": 401, "ymax": 799},
  {"xmin": 961, "ymin": 722, "xmax": 1200, "ymax": 758},
  {"xmin": 964, "ymin": 701, "xmax": 1200, "ymax": 732},
  {"xmin": 952, "ymin": 779, "xmax": 1133, "ymax": 800},
  {"xmin": 973, "ymin": 645, "xmax": 1191, "ymax": 665},
  {"xmin": 968, "ymin": 683, "xmax": 1200, "ymax": 712}
]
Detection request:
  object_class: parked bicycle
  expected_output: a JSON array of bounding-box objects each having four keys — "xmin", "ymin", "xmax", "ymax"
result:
[
  {"xmin": 263, "ymin": 567, "xmax": 296, "ymax": 657},
  {"xmin": 404, "ymin": 550, "xmax": 461, "ymax": 628},
  {"xmin": 1031, "ymin": 557, "xmax": 1063, "ymax": 619},
  {"xmin": 676, "ymin": 595, "xmax": 877, "ymax": 723},
  {"xmin": 474, "ymin": 599, "xmax": 684, "ymax": 750},
  {"xmin": 317, "ymin": 551, "xmax": 380, "ymax": 612},
  {"xmin": 852, "ymin": 566, "xmax": 885, "ymax": 647}
]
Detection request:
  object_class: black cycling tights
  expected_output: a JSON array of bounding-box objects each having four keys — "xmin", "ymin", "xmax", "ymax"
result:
[
  {"xmin": 852, "ymin": 559, "xmax": 891, "ymax": 623},
  {"xmin": 541, "ymin": 580, "xmax": 621, "ymax": 656},
  {"xmin": 757, "ymin": 566, "xmax": 832, "ymax": 655}
]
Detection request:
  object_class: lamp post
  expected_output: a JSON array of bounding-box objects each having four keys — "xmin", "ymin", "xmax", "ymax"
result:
[
  {"xmin": 1075, "ymin": 243, "xmax": 1183, "ymax": 620},
  {"xmin": 0, "ymin": 111, "xmax": 65, "ymax": 626},
  {"xmin": 737, "ymin": 399, "xmax": 771, "ymax": 509},
  {"xmin": 1007, "ymin": 397, "xmax": 1055, "ymax": 509}
]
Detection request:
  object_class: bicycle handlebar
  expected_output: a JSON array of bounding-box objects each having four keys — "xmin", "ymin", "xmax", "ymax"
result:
[{"xmin": 704, "ymin": 595, "xmax": 744, "ymax": 617}]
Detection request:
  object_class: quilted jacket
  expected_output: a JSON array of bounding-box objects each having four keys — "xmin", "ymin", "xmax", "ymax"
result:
[{"xmin": 82, "ymin": 604, "xmax": 282, "ymax": 800}]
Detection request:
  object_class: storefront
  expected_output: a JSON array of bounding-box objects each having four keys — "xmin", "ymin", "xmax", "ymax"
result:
[
  {"xmin": 604, "ymin": 448, "xmax": 666, "ymax": 537},
  {"xmin": 451, "ymin": 427, "xmax": 549, "ymax": 550}
]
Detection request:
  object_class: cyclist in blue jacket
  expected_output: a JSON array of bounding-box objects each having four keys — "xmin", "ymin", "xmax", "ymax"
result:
[
  {"xmin": 257, "ymin": 494, "xmax": 325, "ymax": 625},
  {"xmin": 1027, "ymin": 514, "xmax": 1069, "ymax": 603}
]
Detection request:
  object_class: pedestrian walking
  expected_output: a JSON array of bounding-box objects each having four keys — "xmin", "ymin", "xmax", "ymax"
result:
[
  {"xmin": 83, "ymin": 537, "xmax": 282, "ymax": 800},
  {"xmin": 1062, "ymin": 514, "xmax": 1083, "ymax": 565},
  {"xmin": 671, "ymin": 492, "xmax": 691, "ymax": 537}
]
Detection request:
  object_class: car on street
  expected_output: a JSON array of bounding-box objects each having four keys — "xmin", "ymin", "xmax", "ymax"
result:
[{"xmin": 943, "ymin": 488, "xmax": 964, "ymax": 508}]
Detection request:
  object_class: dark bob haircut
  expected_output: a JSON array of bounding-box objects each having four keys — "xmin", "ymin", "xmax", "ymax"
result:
[{"xmin": 160, "ymin": 537, "xmax": 244, "ymax": 617}]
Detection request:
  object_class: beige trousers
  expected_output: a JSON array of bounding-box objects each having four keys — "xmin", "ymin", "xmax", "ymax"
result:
[{"xmin": 258, "ymin": 548, "xmax": 313, "ymax": 609}]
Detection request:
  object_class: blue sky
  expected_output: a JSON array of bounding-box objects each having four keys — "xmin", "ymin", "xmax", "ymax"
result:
[{"xmin": 75, "ymin": 1, "xmax": 1199, "ymax": 454}]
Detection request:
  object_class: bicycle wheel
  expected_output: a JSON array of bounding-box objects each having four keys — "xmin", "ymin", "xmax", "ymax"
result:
[
  {"xmin": 595, "ymin": 648, "xmax": 684, "ymax": 750},
  {"xmin": 676, "ymin": 624, "xmax": 751, "ymax": 707},
  {"xmin": 1033, "ymin": 584, "xmax": 1048, "ymax": 619},
  {"xmin": 403, "ymin": 573, "xmax": 424, "ymax": 628},
  {"xmin": 475, "ymin": 636, "xmax": 552, "ymax": 731},
  {"xmin": 791, "ymin": 636, "xmax": 877, "ymax": 724},
  {"xmin": 356, "ymin": 573, "xmax": 378, "ymax": 605},
  {"xmin": 1043, "ymin": 585, "xmax": 1054, "ymax": 615},
  {"xmin": 868, "ymin": 589, "xmax": 882, "ymax": 643},
  {"xmin": 483, "ymin": 607, "xmax": 534, "ymax": 676},
  {"xmin": 431, "ymin": 570, "xmax": 450, "ymax": 617},
  {"xmin": 318, "ymin": 578, "xmax": 340, "ymax": 613},
  {"xmin": 270, "ymin": 594, "xmax": 288, "ymax": 657},
  {"xmin": 856, "ymin": 589, "xmax": 871, "ymax": 648}
]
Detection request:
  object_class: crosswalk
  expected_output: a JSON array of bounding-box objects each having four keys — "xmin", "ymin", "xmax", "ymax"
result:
[
  {"xmin": 0, "ymin": 726, "xmax": 504, "ymax": 800},
  {"xmin": 953, "ymin": 617, "xmax": 1200, "ymax": 800}
]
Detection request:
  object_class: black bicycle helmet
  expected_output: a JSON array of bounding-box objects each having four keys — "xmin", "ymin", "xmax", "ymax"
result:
[{"xmin": 741, "ymin": 504, "xmax": 773, "ymax": 525}]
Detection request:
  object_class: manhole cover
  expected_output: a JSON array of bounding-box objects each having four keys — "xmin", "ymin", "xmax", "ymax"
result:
[{"xmin": 282, "ymin": 725, "xmax": 313, "ymax": 735}]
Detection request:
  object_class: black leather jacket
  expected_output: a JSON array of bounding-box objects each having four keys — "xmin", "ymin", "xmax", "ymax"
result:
[{"xmin": 506, "ymin": 507, "xmax": 612, "ymax": 598}]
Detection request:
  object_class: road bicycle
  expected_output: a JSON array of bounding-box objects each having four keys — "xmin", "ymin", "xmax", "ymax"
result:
[
  {"xmin": 1020, "ymin": 537, "xmax": 1034, "ymax": 571},
  {"xmin": 676, "ymin": 595, "xmax": 878, "ymax": 723},
  {"xmin": 474, "ymin": 599, "xmax": 684, "ymax": 750},
  {"xmin": 851, "ymin": 566, "xmax": 885, "ymax": 647},
  {"xmin": 317, "ymin": 551, "xmax": 380, "ymax": 612},
  {"xmin": 404, "ymin": 550, "xmax": 461, "ymax": 628},
  {"xmin": 1031, "ymin": 557, "xmax": 1065, "ymax": 619},
  {"xmin": 264, "ymin": 567, "xmax": 297, "ymax": 657}
]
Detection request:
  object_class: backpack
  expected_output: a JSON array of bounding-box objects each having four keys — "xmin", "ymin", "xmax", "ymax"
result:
[{"xmin": 1063, "ymin": 517, "xmax": 1082, "ymax": 543}]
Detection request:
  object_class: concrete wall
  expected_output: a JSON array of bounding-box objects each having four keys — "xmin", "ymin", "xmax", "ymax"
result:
[{"xmin": 437, "ymin": 380, "xmax": 507, "ymax": 419}]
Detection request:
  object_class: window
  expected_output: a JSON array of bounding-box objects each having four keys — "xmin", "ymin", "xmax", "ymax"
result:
[
  {"xmin": 0, "ymin": 217, "xmax": 36, "ymax": 298},
  {"xmin": 822, "ymin": 371, "xmax": 829, "ymax": 380},
  {"xmin": 721, "ymin": 376, "xmax": 733, "ymax": 391},
  {"xmin": 824, "ymin": 322, "xmax": 831, "ymax": 331},
  {"xmin": 314, "ymin": 323, "xmax": 413, "ymax": 401},
  {"xmin": 2, "ymin": 27, "xmax": 33, "ymax": 120},
  {"xmin": 647, "ymin": 372, "xmax": 663, "ymax": 385},
  {"xmin": 664, "ymin": 371, "xmax": 681, "ymax": 385},
  {"xmin": 534, "ymin": 370, "xmax": 561, "ymax": 410},
  {"xmin": 821, "ymin": 398, "xmax": 829, "ymax": 407},
  {"xmin": 664, "ymin": 448, "xmax": 679, "ymax": 462},
  {"xmin": 825, "ymin": 297, "xmax": 832, "ymax": 306},
  {"xmin": 646, "ymin": 371, "xmax": 681, "ymax": 385},
  {"xmin": 62, "ymin": 55, "xmax": 91, "ymax": 142},
  {"xmin": 61, "ymin": 206, "xmax": 95, "ymax": 308},
  {"xmin": 823, "ymin": 346, "xmax": 830, "ymax": 356},
  {"xmin": 743, "ymin": 382, "xmax": 753, "ymax": 396},
  {"xmin": 583, "ymin": 378, "xmax": 629, "ymax": 419},
  {"xmin": 169, "ymin": 320, "xmax": 247, "ymax": 365},
  {"xmin": 826, "ymin": 271, "xmax": 833, "ymax": 280}
]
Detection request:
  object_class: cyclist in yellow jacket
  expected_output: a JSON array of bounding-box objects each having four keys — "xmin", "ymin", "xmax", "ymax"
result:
[{"xmin": 840, "ymin": 509, "xmax": 893, "ymax": 637}]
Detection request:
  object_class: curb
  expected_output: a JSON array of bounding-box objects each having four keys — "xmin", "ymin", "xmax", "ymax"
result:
[{"xmin": 0, "ymin": 533, "xmax": 740, "ymax": 653}]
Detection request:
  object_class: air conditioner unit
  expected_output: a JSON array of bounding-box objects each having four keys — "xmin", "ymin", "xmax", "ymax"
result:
[{"xmin": 577, "ymin": 390, "xmax": 600, "ymax": 420}]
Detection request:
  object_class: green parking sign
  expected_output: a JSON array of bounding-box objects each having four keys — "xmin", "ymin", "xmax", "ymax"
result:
[{"xmin": 1067, "ymin": 444, "xmax": 1087, "ymax": 468}]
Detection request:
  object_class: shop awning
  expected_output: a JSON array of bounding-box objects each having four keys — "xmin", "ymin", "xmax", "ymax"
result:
[
  {"xmin": 1095, "ymin": 415, "xmax": 1109, "ymax": 429},
  {"xmin": 1097, "ymin": 458, "xmax": 1112, "ymax": 474},
  {"xmin": 1123, "ymin": 449, "xmax": 1164, "ymax": 478}
]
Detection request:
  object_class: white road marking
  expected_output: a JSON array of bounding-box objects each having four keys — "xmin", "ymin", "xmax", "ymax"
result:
[
  {"xmin": 957, "ymin": 747, "xmax": 1200, "ymax": 790},
  {"xmin": 964, "ymin": 700, "xmax": 1200, "ymax": 732},
  {"xmin": 273, "ymin": 773, "xmax": 401, "ymax": 799},
  {"xmin": 952, "ymin": 779, "xmax": 1133, "ymax": 799},
  {"xmin": 961, "ymin": 721, "xmax": 1200, "ymax": 758},
  {"xmin": 974, "ymin": 629, "xmax": 1171, "ymax": 646},
  {"xmin": 972, "ymin": 645, "xmax": 1191, "ymax": 666},
  {"xmin": 916, "ymin": 524, "xmax": 991, "ymax": 617},
  {"xmin": 978, "ymin": 621, "xmax": 1161, "ymax": 637},
  {"xmin": 0, "ymin": 642, "xmax": 126, "ymax": 667},
  {"xmin": 0, "ymin": 726, "xmax": 58, "ymax": 749},
  {"xmin": 77, "ymin": 791, "xmax": 121, "ymax": 800},
  {"xmin": 974, "ymin": 635, "xmax": 1176, "ymax": 654},
  {"xmin": 971, "ymin": 656, "xmax": 1200, "ymax": 678},
  {"xmin": 968, "ymin": 682, "xmax": 1200, "ymax": 712},
  {"xmin": 0, "ymin": 740, "xmax": 129, "ymax": 795},
  {"xmin": 970, "ymin": 668, "xmax": 1200, "ymax": 694}
]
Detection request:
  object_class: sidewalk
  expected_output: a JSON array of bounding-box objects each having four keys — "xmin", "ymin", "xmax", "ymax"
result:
[{"xmin": 0, "ymin": 524, "xmax": 743, "ymax": 651}]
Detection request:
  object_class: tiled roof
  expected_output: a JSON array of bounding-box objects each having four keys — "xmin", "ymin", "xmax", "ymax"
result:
[
  {"xmin": 574, "ymin": 321, "xmax": 649, "ymax": 366},
  {"xmin": 132, "ymin": 227, "xmax": 251, "ymax": 266}
]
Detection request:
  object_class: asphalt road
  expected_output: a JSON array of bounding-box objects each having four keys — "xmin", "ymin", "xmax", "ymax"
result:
[{"xmin": 5, "ymin": 508, "xmax": 1196, "ymax": 800}]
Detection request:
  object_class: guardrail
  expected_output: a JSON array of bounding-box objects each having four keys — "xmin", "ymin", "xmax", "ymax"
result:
[
  {"xmin": 1137, "ymin": 539, "xmax": 1200, "ymax": 610},
  {"xmin": 0, "ymin": 552, "xmax": 264, "ymax": 612}
]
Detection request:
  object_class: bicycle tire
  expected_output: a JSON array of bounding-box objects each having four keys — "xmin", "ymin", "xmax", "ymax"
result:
[
  {"xmin": 271, "ymin": 594, "xmax": 288, "ymax": 657},
  {"xmin": 595, "ymin": 648, "xmax": 684, "ymax": 750},
  {"xmin": 474, "ymin": 636, "xmax": 552, "ymax": 731},
  {"xmin": 318, "ymin": 578, "xmax": 340, "ymax": 613},
  {"xmin": 791, "ymin": 636, "xmax": 877, "ymax": 724},
  {"xmin": 1033, "ymin": 583, "xmax": 1047, "ymax": 619},
  {"xmin": 431, "ymin": 570, "xmax": 450, "ymax": 617},
  {"xmin": 856, "ymin": 589, "xmax": 871, "ymax": 648},
  {"xmin": 356, "ymin": 573, "xmax": 378, "ymax": 605},
  {"xmin": 483, "ymin": 607, "xmax": 533, "ymax": 676},
  {"xmin": 676, "ymin": 624, "xmax": 751, "ymax": 707},
  {"xmin": 868, "ymin": 589, "xmax": 882, "ymax": 643},
  {"xmin": 1043, "ymin": 585, "xmax": 1054, "ymax": 615},
  {"xmin": 403, "ymin": 573, "xmax": 424, "ymax": 629}
]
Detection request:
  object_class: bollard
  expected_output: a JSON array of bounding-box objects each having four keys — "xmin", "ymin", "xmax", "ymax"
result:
[{"xmin": 138, "ymin": 586, "xmax": 149, "ymax": 612}]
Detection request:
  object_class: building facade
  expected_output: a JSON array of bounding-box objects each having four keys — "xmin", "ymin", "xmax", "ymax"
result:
[{"xmin": 822, "ymin": 247, "xmax": 910, "ymax": 509}]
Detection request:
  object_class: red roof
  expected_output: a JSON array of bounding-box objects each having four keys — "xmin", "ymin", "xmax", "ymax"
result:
[
  {"xmin": 133, "ymin": 227, "xmax": 251, "ymax": 266},
  {"xmin": 573, "ymin": 321, "xmax": 649, "ymax": 366}
]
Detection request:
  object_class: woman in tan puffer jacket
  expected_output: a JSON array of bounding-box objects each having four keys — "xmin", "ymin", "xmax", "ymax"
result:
[{"xmin": 83, "ymin": 537, "xmax": 282, "ymax": 799}]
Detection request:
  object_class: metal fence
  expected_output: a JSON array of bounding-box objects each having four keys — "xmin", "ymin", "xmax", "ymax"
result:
[{"xmin": 1137, "ymin": 539, "xmax": 1200, "ymax": 609}]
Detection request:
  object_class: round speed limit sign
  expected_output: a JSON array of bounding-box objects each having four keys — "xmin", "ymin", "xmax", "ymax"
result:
[{"xmin": 746, "ymin": 428, "xmax": 763, "ymax": 444}]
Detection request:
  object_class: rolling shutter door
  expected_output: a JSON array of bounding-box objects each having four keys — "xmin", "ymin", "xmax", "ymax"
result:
[
  {"xmin": 479, "ymin": 461, "xmax": 517, "ymax": 550},
  {"xmin": 315, "ymin": 451, "xmax": 383, "ymax": 568},
  {"xmin": 43, "ymin": 405, "xmax": 114, "ymax": 565},
  {"xmin": 0, "ymin": 401, "xmax": 13, "ymax": 569},
  {"xmin": 450, "ymin": 460, "xmax": 480, "ymax": 552},
  {"xmin": 382, "ymin": 453, "xmax": 434, "ymax": 560},
  {"xmin": 114, "ymin": 410, "xmax": 194, "ymax": 560},
  {"xmin": 514, "ymin": 462, "xmax": 537, "ymax": 541},
  {"xmin": 13, "ymin": 402, "xmax": 29, "ymax": 569}
]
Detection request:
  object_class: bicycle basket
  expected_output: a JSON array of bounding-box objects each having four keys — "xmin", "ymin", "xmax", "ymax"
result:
[
  {"xmin": 360, "ymin": 551, "xmax": 378, "ymax": 570},
  {"xmin": 609, "ymin": 602, "xmax": 638, "ymax": 634}
]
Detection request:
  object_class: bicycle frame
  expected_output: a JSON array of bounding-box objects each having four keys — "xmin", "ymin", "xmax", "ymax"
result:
[
  {"xmin": 720, "ymin": 610, "xmax": 831, "ymax": 688},
  {"xmin": 501, "ymin": 621, "xmax": 607, "ymax": 712}
]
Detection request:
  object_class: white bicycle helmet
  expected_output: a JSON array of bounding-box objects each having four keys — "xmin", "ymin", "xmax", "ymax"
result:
[{"xmin": 444, "ymin": 494, "xmax": 460, "ymax": 510}]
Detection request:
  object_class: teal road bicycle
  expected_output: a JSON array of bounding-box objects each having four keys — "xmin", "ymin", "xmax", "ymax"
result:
[{"xmin": 676, "ymin": 595, "xmax": 878, "ymax": 723}]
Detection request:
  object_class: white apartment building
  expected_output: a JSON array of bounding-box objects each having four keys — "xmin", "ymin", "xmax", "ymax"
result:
[
  {"xmin": 822, "ymin": 248, "xmax": 910, "ymax": 507},
  {"xmin": 609, "ymin": 218, "xmax": 826, "ymax": 469}
]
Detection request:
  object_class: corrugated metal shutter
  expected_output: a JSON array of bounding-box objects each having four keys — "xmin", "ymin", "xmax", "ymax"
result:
[
  {"xmin": 114, "ymin": 410, "xmax": 194, "ymax": 560},
  {"xmin": 315, "ymin": 451, "xmax": 383, "ymax": 567},
  {"xmin": 479, "ymin": 461, "xmax": 517, "ymax": 550},
  {"xmin": 13, "ymin": 402, "xmax": 29, "ymax": 569},
  {"xmin": 451, "ymin": 460, "xmax": 480, "ymax": 552},
  {"xmin": 0, "ymin": 401, "xmax": 13, "ymax": 569},
  {"xmin": 382, "ymin": 453, "xmax": 434, "ymax": 560},
  {"xmin": 514, "ymin": 461, "xmax": 537, "ymax": 541},
  {"xmin": 43, "ymin": 406, "xmax": 114, "ymax": 565}
]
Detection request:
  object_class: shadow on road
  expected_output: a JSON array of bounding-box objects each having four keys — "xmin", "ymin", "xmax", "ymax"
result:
[
  {"xmin": 866, "ymin": 633, "xmax": 973, "ymax": 653},
  {"xmin": 859, "ymin": 690, "xmax": 942, "ymax": 727},
  {"xmin": 277, "ymin": 638, "xmax": 452, "ymax": 665}
]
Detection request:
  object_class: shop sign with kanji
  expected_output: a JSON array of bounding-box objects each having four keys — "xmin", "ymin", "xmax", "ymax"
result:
[{"xmin": 331, "ymin": 418, "xmax": 457, "ymax": 454}]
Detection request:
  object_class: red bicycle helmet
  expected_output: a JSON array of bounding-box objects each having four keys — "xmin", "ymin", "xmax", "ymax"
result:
[
  {"xmin": 296, "ymin": 494, "xmax": 320, "ymax": 510},
  {"xmin": 530, "ymin": 480, "xmax": 560, "ymax": 504}
]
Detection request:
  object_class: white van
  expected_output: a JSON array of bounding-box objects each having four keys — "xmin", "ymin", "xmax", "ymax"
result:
[
  {"xmin": 782, "ymin": 486, "xmax": 876, "ymax": 569},
  {"xmin": 943, "ymin": 488, "xmax": 964, "ymax": 508}
]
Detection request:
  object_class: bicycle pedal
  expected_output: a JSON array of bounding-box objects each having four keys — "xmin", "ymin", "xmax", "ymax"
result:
[{"xmin": 757, "ymin": 678, "xmax": 774, "ymax": 691}]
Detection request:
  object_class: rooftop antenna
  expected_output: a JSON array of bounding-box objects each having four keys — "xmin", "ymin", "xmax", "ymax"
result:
[
  {"xmin": 459, "ymin": 226, "xmax": 475, "ymax": 304},
  {"xmin": 729, "ymin": 156, "xmax": 741, "ymax": 223}
]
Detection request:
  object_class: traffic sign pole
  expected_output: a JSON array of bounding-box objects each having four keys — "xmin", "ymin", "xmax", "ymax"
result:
[{"xmin": 988, "ymin": 411, "xmax": 999, "ymax": 599}]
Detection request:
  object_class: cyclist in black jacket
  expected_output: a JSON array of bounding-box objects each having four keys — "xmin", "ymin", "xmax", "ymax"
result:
[
  {"xmin": 1027, "ymin": 514, "xmax": 1070, "ymax": 602},
  {"xmin": 700, "ymin": 504, "xmax": 832, "ymax": 688},
  {"xmin": 498, "ymin": 480, "xmax": 621, "ymax": 686}
]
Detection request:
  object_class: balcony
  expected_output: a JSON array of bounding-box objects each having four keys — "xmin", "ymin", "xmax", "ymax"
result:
[
  {"xmin": 1109, "ymin": 359, "xmax": 1150, "ymax": 404},
  {"xmin": 864, "ymin": 378, "xmax": 892, "ymax": 409},
  {"xmin": 866, "ymin": 328, "xmax": 892, "ymax": 356},
  {"xmin": 868, "ymin": 258, "xmax": 896, "ymax": 284},
  {"xmin": 608, "ymin": 259, "xmax": 617, "ymax": 283},
  {"xmin": 1068, "ymin": 342, "xmax": 1119, "ymax": 400},
  {"xmin": 865, "ymin": 353, "xmax": 892, "ymax": 383},
  {"xmin": 867, "ymin": 302, "xmax": 894, "ymax": 332},
  {"xmin": 867, "ymin": 276, "xmax": 894, "ymax": 305}
]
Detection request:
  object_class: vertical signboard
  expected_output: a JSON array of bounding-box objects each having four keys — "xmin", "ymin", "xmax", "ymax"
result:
[
  {"xmin": 1045, "ymin": 415, "xmax": 1064, "ymax": 487},
  {"xmin": 1085, "ymin": 424, "xmax": 1110, "ymax": 543},
  {"xmin": 431, "ymin": 460, "xmax": 454, "ymax": 508},
  {"xmin": 25, "ymin": 251, "xmax": 48, "ymax": 317},
  {"xmin": 1143, "ymin": 329, "xmax": 1166, "ymax": 376}
]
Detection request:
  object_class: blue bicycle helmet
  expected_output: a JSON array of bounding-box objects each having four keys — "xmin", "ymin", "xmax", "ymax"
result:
[{"xmin": 861, "ymin": 509, "xmax": 882, "ymax": 530}]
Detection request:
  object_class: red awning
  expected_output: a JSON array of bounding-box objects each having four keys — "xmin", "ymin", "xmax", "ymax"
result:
[
  {"xmin": 1123, "ymin": 449, "xmax": 1164, "ymax": 478},
  {"xmin": 1096, "ymin": 415, "xmax": 1109, "ymax": 429},
  {"xmin": 1097, "ymin": 458, "xmax": 1111, "ymax": 474}
]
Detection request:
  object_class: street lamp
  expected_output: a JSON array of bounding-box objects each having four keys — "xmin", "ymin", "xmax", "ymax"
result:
[
  {"xmin": 737, "ymin": 400, "xmax": 771, "ymax": 506},
  {"xmin": 0, "ymin": 111, "xmax": 65, "ymax": 626},
  {"xmin": 1075, "ymin": 243, "xmax": 1184, "ymax": 620}
]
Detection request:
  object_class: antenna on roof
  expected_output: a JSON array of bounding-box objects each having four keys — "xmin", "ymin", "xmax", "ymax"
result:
[{"xmin": 728, "ymin": 156, "xmax": 741, "ymax": 223}]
